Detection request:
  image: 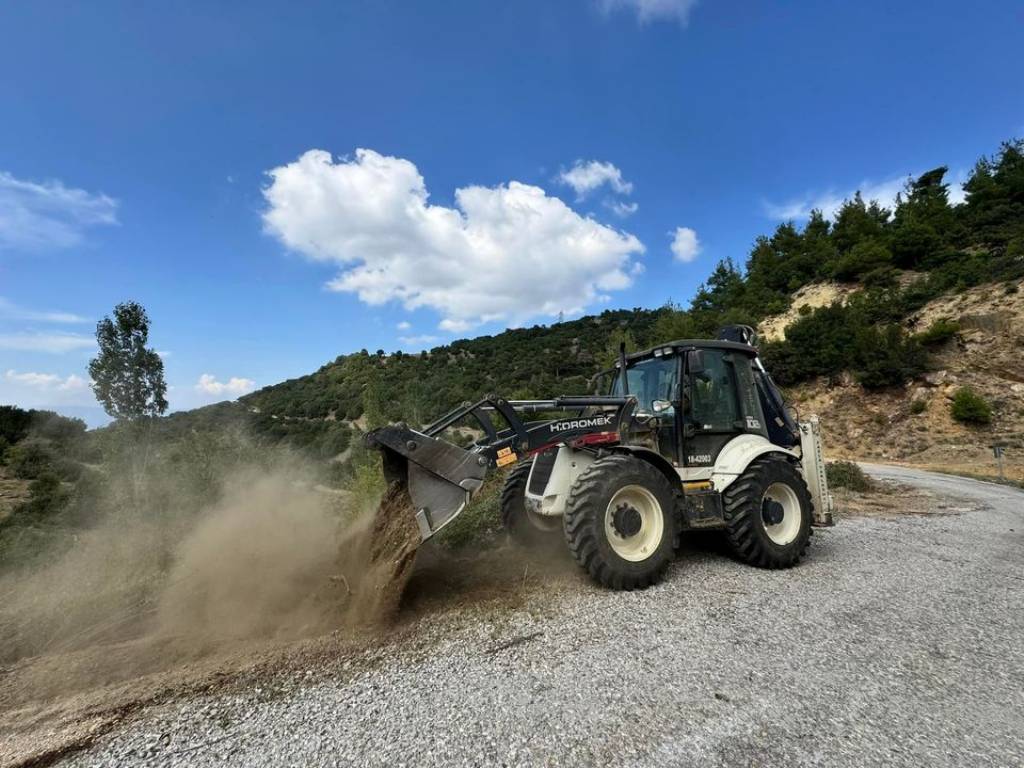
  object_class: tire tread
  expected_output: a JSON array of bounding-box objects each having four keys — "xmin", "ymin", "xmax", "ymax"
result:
[
  {"xmin": 563, "ymin": 454, "xmax": 677, "ymax": 590},
  {"xmin": 721, "ymin": 454, "xmax": 813, "ymax": 569}
]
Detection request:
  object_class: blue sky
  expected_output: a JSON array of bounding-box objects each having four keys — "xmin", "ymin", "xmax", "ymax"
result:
[{"xmin": 1, "ymin": 0, "xmax": 1022, "ymax": 426}]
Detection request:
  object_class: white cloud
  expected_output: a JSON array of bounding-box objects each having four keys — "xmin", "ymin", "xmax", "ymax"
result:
[
  {"xmin": 0, "ymin": 332, "xmax": 96, "ymax": 353},
  {"xmin": 764, "ymin": 177, "xmax": 906, "ymax": 222},
  {"xmin": 399, "ymin": 334, "xmax": 440, "ymax": 348},
  {"xmin": 0, "ymin": 369, "xmax": 95, "ymax": 413},
  {"xmin": 396, "ymin": 321, "xmax": 411, "ymax": 330},
  {"xmin": 558, "ymin": 160, "xmax": 633, "ymax": 199},
  {"xmin": 438, "ymin": 318, "xmax": 473, "ymax": 333},
  {"xmin": 670, "ymin": 226, "xmax": 701, "ymax": 262},
  {"xmin": 604, "ymin": 199, "xmax": 639, "ymax": 218},
  {"xmin": 765, "ymin": 169, "xmax": 969, "ymax": 222},
  {"xmin": 599, "ymin": 0, "xmax": 699, "ymax": 25},
  {"xmin": 263, "ymin": 149, "xmax": 644, "ymax": 332},
  {"xmin": 0, "ymin": 297, "xmax": 87, "ymax": 324},
  {"xmin": 195, "ymin": 373, "xmax": 256, "ymax": 398},
  {"xmin": 0, "ymin": 171, "xmax": 118, "ymax": 251},
  {"xmin": 5, "ymin": 369, "xmax": 88, "ymax": 391},
  {"xmin": 156, "ymin": 349, "xmax": 172, "ymax": 359},
  {"xmin": 947, "ymin": 169, "xmax": 968, "ymax": 206}
]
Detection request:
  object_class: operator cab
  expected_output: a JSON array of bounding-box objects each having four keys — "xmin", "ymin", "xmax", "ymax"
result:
[{"xmin": 608, "ymin": 339, "xmax": 781, "ymax": 470}]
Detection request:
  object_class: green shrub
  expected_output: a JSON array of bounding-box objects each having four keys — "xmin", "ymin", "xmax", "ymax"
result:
[
  {"xmin": 829, "ymin": 240, "xmax": 893, "ymax": 282},
  {"xmin": 852, "ymin": 325, "xmax": 927, "ymax": 389},
  {"xmin": 11, "ymin": 471, "xmax": 69, "ymax": 525},
  {"xmin": 917, "ymin": 318, "xmax": 960, "ymax": 346},
  {"xmin": 910, "ymin": 399, "xmax": 928, "ymax": 414},
  {"xmin": 1007, "ymin": 237, "xmax": 1024, "ymax": 259},
  {"xmin": 950, "ymin": 387, "xmax": 993, "ymax": 425},
  {"xmin": 826, "ymin": 461, "xmax": 874, "ymax": 492},
  {"xmin": 4, "ymin": 440, "xmax": 54, "ymax": 480},
  {"xmin": 890, "ymin": 221, "xmax": 942, "ymax": 269},
  {"xmin": 861, "ymin": 266, "xmax": 899, "ymax": 289},
  {"xmin": 51, "ymin": 456, "xmax": 85, "ymax": 482},
  {"xmin": 337, "ymin": 441, "xmax": 387, "ymax": 519},
  {"xmin": 0, "ymin": 405, "xmax": 34, "ymax": 446},
  {"xmin": 316, "ymin": 423, "xmax": 351, "ymax": 459},
  {"xmin": 762, "ymin": 303, "xmax": 858, "ymax": 384},
  {"xmin": 763, "ymin": 297, "xmax": 927, "ymax": 389},
  {"xmin": 29, "ymin": 410, "xmax": 87, "ymax": 447}
]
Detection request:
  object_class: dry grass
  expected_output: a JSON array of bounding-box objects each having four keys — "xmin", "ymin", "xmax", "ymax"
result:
[{"xmin": 834, "ymin": 477, "xmax": 983, "ymax": 519}]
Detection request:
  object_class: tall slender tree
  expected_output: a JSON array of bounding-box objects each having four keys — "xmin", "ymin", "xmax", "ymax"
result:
[{"xmin": 89, "ymin": 301, "xmax": 168, "ymax": 421}]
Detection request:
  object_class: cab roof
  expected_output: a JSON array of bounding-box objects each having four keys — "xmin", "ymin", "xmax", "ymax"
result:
[{"xmin": 624, "ymin": 339, "xmax": 758, "ymax": 364}]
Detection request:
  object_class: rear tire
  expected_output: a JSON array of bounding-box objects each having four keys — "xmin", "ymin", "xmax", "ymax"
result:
[
  {"xmin": 563, "ymin": 454, "xmax": 678, "ymax": 590},
  {"xmin": 500, "ymin": 459, "xmax": 561, "ymax": 548},
  {"xmin": 722, "ymin": 454, "xmax": 813, "ymax": 569}
]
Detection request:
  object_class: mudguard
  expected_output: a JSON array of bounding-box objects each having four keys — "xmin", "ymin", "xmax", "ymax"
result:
[{"xmin": 710, "ymin": 434, "xmax": 799, "ymax": 492}]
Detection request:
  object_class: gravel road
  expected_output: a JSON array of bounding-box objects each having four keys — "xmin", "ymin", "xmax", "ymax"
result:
[{"xmin": 62, "ymin": 465, "xmax": 1024, "ymax": 767}]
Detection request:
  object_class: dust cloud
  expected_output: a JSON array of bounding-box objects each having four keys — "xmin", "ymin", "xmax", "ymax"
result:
[
  {"xmin": 0, "ymin": 451, "xmax": 569, "ymax": 768},
  {"xmin": 0, "ymin": 462, "xmax": 420, "ymax": 717},
  {"xmin": 157, "ymin": 476, "xmax": 420, "ymax": 644}
]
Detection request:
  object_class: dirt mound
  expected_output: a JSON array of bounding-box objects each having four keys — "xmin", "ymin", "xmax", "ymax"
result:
[{"xmin": 337, "ymin": 482, "xmax": 421, "ymax": 624}]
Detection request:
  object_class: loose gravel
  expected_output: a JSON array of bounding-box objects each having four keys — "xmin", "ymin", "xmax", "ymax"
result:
[{"xmin": 60, "ymin": 466, "xmax": 1024, "ymax": 767}]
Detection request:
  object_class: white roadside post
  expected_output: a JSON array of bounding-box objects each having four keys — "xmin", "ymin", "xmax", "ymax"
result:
[{"xmin": 993, "ymin": 444, "xmax": 1006, "ymax": 482}]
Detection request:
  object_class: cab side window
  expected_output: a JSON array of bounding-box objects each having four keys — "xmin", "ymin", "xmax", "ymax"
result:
[{"xmin": 689, "ymin": 350, "xmax": 740, "ymax": 430}]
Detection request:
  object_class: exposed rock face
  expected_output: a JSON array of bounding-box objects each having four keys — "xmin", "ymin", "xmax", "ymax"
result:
[
  {"xmin": 758, "ymin": 282, "xmax": 859, "ymax": 342},
  {"xmin": 770, "ymin": 279, "xmax": 1024, "ymax": 482}
]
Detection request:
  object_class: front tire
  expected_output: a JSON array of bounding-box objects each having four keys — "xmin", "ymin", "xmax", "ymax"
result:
[
  {"xmin": 722, "ymin": 454, "xmax": 813, "ymax": 569},
  {"xmin": 563, "ymin": 454, "xmax": 678, "ymax": 590},
  {"xmin": 500, "ymin": 460, "xmax": 561, "ymax": 548}
]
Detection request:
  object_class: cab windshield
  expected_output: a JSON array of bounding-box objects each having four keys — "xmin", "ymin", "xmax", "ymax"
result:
[{"xmin": 610, "ymin": 356, "xmax": 678, "ymax": 415}]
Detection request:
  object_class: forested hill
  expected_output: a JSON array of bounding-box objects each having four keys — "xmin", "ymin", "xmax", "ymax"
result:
[
  {"xmin": 241, "ymin": 307, "xmax": 663, "ymax": 425},
  {"xmin": 238, "ymin": 138, "xmax": 1024, "ymax": 433}
]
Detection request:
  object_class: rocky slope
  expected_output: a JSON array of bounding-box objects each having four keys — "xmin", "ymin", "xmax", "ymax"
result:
[
  {"xmin": 766, "ymin": 279, "xmax": 1024, "ymax": 481},
  {"xmin": 759, "ymin": 282, "xmax": 858, "ymax": 342}
]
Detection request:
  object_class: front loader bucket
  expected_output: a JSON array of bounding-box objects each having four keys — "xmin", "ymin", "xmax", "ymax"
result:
[{"xmin": 365, "ymin": 423, "xmax": 489, "ymax": 541}]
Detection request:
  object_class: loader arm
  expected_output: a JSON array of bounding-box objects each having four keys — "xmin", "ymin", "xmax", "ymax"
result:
[{"xmin": 365, "ymin": 394, "xmax": 638, "ymax": 540}]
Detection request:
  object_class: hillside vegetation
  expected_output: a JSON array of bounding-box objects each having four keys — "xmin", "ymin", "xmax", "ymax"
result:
[{"xmin": 3, "ymin": 138, "xmax": 1023, "ymax": 562}]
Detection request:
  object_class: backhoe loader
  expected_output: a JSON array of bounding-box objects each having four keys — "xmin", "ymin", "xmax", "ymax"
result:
[{"xmin": 366, "ymin": 326, "xmax": 834, "ymax": 590}]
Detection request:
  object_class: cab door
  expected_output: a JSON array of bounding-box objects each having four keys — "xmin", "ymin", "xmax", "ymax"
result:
[
  {"xmin": 612, "ymin": 354, "xmax": 683, "ymax": 465},
  {"xmin": 682, "ymin": 348, "xmax": 744, "ymax": 471}
]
